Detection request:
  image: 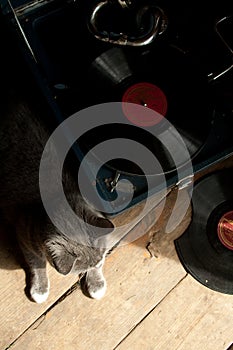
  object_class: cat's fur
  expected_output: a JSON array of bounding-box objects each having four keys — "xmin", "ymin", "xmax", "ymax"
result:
[{"xmin": 0, "ymin": 96, "xmax": 114, "ymax": 303}]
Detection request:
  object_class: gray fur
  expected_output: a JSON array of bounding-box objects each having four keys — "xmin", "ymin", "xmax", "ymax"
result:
[{"xmin": 0, "ymin": 97, "xmax": 114, "ymax": 303}]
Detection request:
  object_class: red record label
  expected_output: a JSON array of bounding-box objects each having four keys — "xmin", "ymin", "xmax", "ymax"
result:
[
  {"xmin": 122, "ymin": 82, "xmax": 168, "ymax": 127},
  {"xmin": 217, "ymin": 211, "xmax": 233, "ymax": 251}
]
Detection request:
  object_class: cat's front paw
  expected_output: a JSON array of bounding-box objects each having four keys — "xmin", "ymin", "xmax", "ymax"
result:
[
  {"xmin": 81, "ymin": 268, "xmax": 107, "ymax": 300},
  {"xmin": 30, "ymin": 285, "xmax": 50, "ymax": 304},
  {"xmin": 87, "ymin": 278, "xmax": 107, "ymax": 300}
]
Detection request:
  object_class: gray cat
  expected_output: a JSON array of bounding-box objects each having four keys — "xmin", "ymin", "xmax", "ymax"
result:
[{"xmin": 0, "ymin": 96, "xmax": 114, "ymax": 303}]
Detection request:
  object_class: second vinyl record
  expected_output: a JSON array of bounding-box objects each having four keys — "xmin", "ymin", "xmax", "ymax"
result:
[{"xmin": 175, "ymin": 167, "xmax": 233, "ymax": 294}]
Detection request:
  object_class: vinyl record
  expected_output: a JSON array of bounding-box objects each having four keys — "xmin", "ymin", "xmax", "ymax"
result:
[
  {"xmin": 175, "ymin": 168, "xmax": 233, "ymax": 294},
  {"xmin": 81, "ymin": 44, "xmax": 214, "ymax": 175}
]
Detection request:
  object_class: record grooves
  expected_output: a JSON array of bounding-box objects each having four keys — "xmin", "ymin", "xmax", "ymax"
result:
[
  {"xmin": 79, "ymin": 45, "xmax": 214, "ymax": 175},
  {"xmin": 175, "ymin": 168, "xmax": 233, "ymax": 294}
]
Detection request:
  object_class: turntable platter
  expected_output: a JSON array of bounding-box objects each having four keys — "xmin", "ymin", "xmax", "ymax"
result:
[{"xmin": 78, "ymin": 45, "xmax": 214, "ymax": 175}]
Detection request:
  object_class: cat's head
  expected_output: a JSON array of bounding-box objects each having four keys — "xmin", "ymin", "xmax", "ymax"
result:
[{"xmin": 44, "ymin": 212, "xmax": 114, "ymax": 275}]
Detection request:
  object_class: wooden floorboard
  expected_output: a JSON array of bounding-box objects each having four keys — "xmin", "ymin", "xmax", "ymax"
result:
[{"xmin": 116, "ymin": 275, "xmax": 233, "ymax": 350}]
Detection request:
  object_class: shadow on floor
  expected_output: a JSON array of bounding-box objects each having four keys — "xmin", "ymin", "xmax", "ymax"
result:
[{"xmin": 0, "ymin": 219, "xmax": 24, "ymax": 270}]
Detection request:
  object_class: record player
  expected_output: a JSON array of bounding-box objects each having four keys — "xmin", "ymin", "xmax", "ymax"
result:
[{"xmin": 1, "ymin": 0, "xmax": 233, "ymax": 214}]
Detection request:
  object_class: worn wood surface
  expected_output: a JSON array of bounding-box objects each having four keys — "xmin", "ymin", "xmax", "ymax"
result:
[{"xmin": 116, "ymin": 275, "xmax": 233, "ymax": 350}]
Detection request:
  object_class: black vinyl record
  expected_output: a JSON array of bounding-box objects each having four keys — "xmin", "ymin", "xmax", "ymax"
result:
[
  {"xmin": 175, "ymin": 168, "xmax": 233, "ymax": 294},
  {"xmin": 77, "ymin": 45, "xmax": 214, "ymax": 175}
]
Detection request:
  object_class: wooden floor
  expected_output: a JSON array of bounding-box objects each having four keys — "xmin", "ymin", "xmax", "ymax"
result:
[{"xmin": 1, "ymin": 159, "xmax": 233, "ymax": 350}]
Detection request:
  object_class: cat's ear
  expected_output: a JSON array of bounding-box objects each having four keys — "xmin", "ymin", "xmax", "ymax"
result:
[{"xmin": 45, "ymin": 240, "xmax": 75, "ymax": 275}]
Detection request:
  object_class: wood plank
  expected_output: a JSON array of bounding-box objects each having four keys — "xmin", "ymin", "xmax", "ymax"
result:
[
  {"xmin": 8, "ymin": 235, "xmax": 186, "ymax": 349},
  {"xmin": 108, "ymin": 187, "xmax": 170, "ymax": 248},
  {"xmin": 146, "ymin": 187, "xmax": 192, "ymax": 258},
  {"xmin": 116, "ymin": 275, "xmax": 233, "ymax": 350}
]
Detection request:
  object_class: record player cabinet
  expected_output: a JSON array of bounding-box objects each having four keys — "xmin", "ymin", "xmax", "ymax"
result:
[{"xmin": 1, "ymin": 0, "xmax": 233, "ymax": 217}]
